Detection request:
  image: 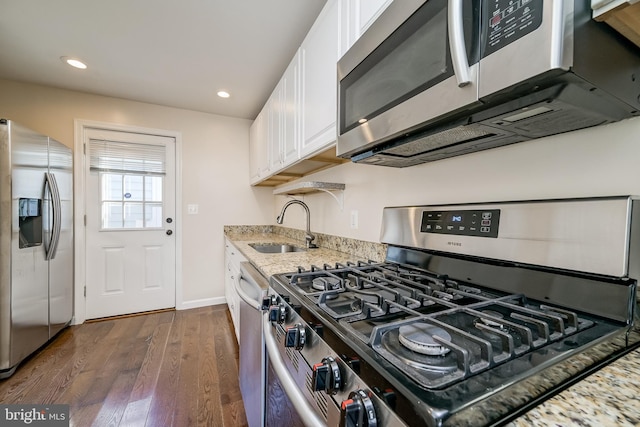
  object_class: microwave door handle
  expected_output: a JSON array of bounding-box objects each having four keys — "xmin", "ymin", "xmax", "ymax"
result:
[{"xmin": 448, "ymin": 0, "xmax": 471, "ymax": 87}]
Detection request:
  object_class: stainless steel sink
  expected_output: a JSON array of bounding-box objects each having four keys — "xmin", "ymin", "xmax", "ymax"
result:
[{"xmin": 249, "ymin": 243, "xmax": 306, "ymax": 253}]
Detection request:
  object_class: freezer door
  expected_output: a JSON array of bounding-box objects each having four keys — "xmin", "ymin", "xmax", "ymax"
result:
[
  {"xmin": 8, "ymin": 122, "xmax": 49, "ymax": 368},
  {"xmin": 48, "ymin": 137, "xmax": 73, "ymax": 336}
]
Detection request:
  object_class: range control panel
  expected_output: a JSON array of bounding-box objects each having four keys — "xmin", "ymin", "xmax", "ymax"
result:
[{"xmin": 420, "ymin": 209, "xmax": 500, "ymax": 238}]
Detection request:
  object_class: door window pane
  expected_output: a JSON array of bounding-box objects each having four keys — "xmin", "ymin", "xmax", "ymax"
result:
[
  {"xmin": 103, "ymin": 202, "xmax": 124, "ymax": 229},
  {"xmin": 123, "ymin": 175, "xmax": 144, "ymax": 201},
  {"xmin": 145, "ymin": 176, "xmax": 163, "ymax": 202},
  {"xmin": 124, "ymin": 203, "xmax": 144, "ymax": 228},
  {"xmin": 145, "ymin": 203, "xmax": 163, "ymax": 228},
  {"xmin": 103, "ymin": 174, "xmax": 123, "ymax": 200},
  {"xmin": 100, "ymin": 173, "xmax": 163, "ymax": 230}
]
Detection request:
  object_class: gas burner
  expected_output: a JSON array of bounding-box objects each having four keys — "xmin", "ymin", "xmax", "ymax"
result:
[
  {"xmin": 398, "ymin": 323, "xmax": 452, "ymax": 356},
  {"xmin": 379, "ymin": 326, "xmax": 458, "ymax": 374},
  {"xmin": 476, "ymin": 310, "xmax": 505, "ymax": 328},
  {"xmin": 312, "ymin": 276, "xmax": 343, "ymax": 292}
]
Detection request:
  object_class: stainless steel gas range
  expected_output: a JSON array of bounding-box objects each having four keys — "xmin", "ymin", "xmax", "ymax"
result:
[{"xmin": 262, "ymin": 196, "xmax": 639, "ymax": 427}]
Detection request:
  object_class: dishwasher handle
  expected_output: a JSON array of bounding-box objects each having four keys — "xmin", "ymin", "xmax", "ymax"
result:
[
  {"xmin": 237, "ymin": 262, "xmax": 267, "ymax": 310},
  {"xmin": 263, "ymin": 313, "xmax": 325, "ymax": 427},
  {"xmin": 237, "ymin": 277, "xmax": 262, "ymax": 310}
]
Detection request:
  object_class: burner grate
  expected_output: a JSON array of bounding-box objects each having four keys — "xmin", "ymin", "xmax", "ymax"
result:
[{"xmin": 284, "ymin": 261, "xmax": 596, "ymax": 389}]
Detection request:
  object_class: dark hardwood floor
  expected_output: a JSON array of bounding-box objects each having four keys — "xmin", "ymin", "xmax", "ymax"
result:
[{"xmin": 0, "ymin": 305, "xmax": 248, "ymax": 427}]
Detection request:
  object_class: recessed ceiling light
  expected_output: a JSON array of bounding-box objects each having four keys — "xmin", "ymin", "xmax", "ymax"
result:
[
  {"xmin": 60, "ymin": 56, "xmax": 87, "ymax": 69},
  {"xmin": 217, "ymin": 91, "xmax": 230, "ymax": 98}
]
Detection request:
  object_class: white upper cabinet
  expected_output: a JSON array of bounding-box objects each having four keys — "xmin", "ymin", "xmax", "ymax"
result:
[
  {"xmin": 281, "ymin": 52, "xmax": 300, "ymax": 167},
  {"xmin": 248, "ymin": 0, "xmax": 390, "ymax": 186},
  {"xmin": 268, "ymin": 82, "xmax": 283, "ymax": 172},
  {"xmin": 340, "ymin": 0, "xmax": 393, "ymax": 55},
  {"xmin": 250, "ymin": 52, "xmax": 300, "ymax": 185},
  {"xmin": 271, "ymin": 51, "xmax": 300, "ymax": 171},
  {"xmin": 249, "ymin": 105, "xmax": 269, "ymax": 185},
  {"xmin": 357, "ymin": 0, "xmax": 393, "ymax": 36},
  {"xmin": 299, "ymin": 0, "xmax": 340, "ymax": 158}
]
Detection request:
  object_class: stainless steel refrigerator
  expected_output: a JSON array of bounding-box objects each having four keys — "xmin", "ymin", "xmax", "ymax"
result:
[{"xmin": 0, "ymin": 119, "xmax": 73, "ymax": 378}]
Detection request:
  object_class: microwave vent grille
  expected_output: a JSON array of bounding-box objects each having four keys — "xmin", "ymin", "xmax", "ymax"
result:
[{"xmin": 383, "ymin": 125, "xmax": 495, "ymax": 157}]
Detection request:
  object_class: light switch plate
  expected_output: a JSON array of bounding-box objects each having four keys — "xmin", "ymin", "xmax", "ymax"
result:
[{"xmin": 187, "ymin": 204, "xmax": 199, "ymax": 214}]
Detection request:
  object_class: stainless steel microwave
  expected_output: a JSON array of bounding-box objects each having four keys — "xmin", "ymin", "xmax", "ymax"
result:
[{"xmin": 337, "ymin": 0, "xmax": 640, "ymax": 167}]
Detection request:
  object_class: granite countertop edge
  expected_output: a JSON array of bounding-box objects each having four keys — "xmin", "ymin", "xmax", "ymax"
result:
[{"xmin": 224, "ymin": 226, "xmax": 640, "ymax": 427}]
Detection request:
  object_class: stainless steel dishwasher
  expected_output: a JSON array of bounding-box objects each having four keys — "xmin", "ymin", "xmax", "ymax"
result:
[{"xmin": 237, "ymin": 262, "xmax": 269, "ymax": 427}]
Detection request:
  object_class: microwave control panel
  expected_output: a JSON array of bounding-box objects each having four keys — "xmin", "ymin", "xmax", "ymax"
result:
[
  {"xmin": 483, "ymin": 0, "xmax": 543, "ymax": 57},
  {"xmin": 421, "ymin": 209, "xmax": 501, "ymax": 238}
]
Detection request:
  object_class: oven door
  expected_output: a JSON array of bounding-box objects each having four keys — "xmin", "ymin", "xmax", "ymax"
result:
[{"xmin": 337, "ymin": 0, "xmax": 482, "ymax": 158}]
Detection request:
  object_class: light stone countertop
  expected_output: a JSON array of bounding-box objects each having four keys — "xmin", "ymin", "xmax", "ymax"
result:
[
  {"xmin": 225, "ymin": 227, "xmax": 640, "ymax": 427},
  {"xmin": 225, "ymin": 231, "xmax": 368, "ymax": 278},
  {"xmin": 224, "ymin": 226, "xmax": 386, "ymax": 278},
  {"xmin": 508, "ymin": 347, "xmax": 640, "ymax": 427}
]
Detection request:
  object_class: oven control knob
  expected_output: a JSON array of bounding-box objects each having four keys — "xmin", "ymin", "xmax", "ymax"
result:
[
  {"xmin": 284, "ymin": 323, "xmax": 306, "ymax": 350},
  {"xmin": 372, "ymin": 386, "xmax": 396, "ymax": 410},
  {"xmin": 312, "ymin": 356, "xmax": 342, "ymax": 395},
  {"xmin": 261, "ymin": 295, "xmax": 276, "ymax": 311},
  {"xmin": 268, "ymin": 304, "xmax": 286, "ymax": 324},
  {"xmin": 340, "ymin": 389, "xmax": 378, "ymax": 427},
  {"xmin": 312, "ymin": 323, "xmax": 324, "ymax": 338},
  {"xmin": 341, "ymin": 354, "xmax": 361, "ymax": 374}
]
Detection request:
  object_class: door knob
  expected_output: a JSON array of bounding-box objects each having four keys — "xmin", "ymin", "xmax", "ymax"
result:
[
  {"xmin": 166, "ymin": 230, "xmax": 173, "ymax": 236},
  {"xmin": 166, "ymin": 218, "xmax": 173, "ymax": 223}
]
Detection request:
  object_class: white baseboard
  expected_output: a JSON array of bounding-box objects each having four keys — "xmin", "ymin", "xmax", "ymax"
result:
[{"xmin": 178, "ymin": 296, "xmax": 227, "ymax": 310}]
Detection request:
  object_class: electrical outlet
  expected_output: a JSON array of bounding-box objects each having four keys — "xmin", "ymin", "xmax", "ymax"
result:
[
  {"xmin": 350, "ymin": 210, "xmax": 359, "ymax": 229},
  {"xmin": 187, "ymin": 204, "xmax": 199, "ymax": 215}
]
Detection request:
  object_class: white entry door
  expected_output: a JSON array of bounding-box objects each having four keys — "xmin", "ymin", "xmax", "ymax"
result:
[{"xmin": 84, "ymin": 128, "xmax": 176, "ymax": 319}]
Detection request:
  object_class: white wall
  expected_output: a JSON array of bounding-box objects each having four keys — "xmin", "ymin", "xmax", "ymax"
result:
[
  {"xmin": 0, "ymin": 79, "xmax": 274, "ymax": 308},
  {"xmin": 275, "ymin": 116, "xmax": 640, "ymax": 243}
]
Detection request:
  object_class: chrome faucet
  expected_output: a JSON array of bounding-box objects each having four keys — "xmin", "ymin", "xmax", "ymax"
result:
[{"xmin": 276, "ymin": 200, "xmax": 318, "ymax": 249}]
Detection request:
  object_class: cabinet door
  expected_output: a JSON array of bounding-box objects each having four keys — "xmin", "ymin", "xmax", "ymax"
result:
[
  {"xmin": 340, "ymin": 0, "xmax": 393, "ymax": 56},
  {"xmin": 282, "ymin": 52, "xmax": 300, "ymax": 167},
  {"xmin": 249, "ymin": 106, "xmax": 269, "ymax": 185},
  {"xmin": 358, "ymin": 0, "xmax": 393, "ymax": 36},
  {"xmin": 299, "ymin": 0, "xmax": 340, "ymax": 158},
  {"xmin": 230, "ymin": 263, "xmax": 241, "ymax": 342},
  {"xmin": 268, "ymin": 84, "xmax": 283, "ymax": 172},
  {"xmin": 224, "ymin": 239, "xmax": 246, "ymax": 343},
  {"xmin": 224, "ymin": 256, "xmax": 237, "ymax": 327}
]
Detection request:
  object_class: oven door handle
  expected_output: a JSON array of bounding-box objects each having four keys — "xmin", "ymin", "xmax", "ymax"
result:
[
  {"xmin": 448, "ymin": 0, "xmax": 471, "ymax": 87},
  {"xmin": 263, "ymin": 313, "xmax": 325, "ymax": 427}
]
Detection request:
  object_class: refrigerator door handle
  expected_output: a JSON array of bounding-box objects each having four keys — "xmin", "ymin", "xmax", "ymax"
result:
[{"xmin": 44, "ymin": 172, "xmax": 62, "ymax": 260}]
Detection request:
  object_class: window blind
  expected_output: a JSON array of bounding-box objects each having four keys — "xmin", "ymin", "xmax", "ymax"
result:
[{"xmin": 89, "ymin": 139, "xmax": 166, "ymax": 175}]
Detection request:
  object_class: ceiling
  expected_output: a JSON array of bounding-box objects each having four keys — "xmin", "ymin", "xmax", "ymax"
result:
[{"xmin": 0, "ymin": 0, "xmax": 327, "ymax": 120}]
